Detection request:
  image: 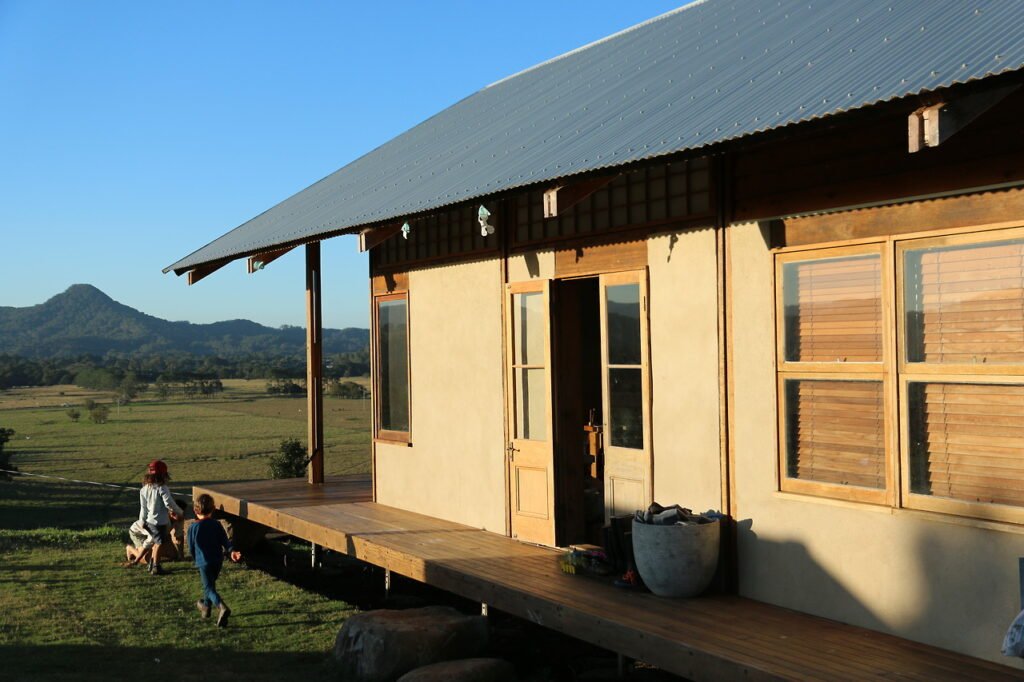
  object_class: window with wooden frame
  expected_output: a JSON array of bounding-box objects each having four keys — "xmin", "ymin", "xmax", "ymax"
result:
[
  {"xmin": 775, "ymin": 244, "xmax": 893, "ymax": 504},
  {"xmin": 775, "ymin": 225, "xmax": 1024, "ymax": 521},
  {"xmin": 898, "ymin": 228, "xmax": 1024, "ymax": 523},
  {"xmin": 373, "ymin": 291, "xmax": 410, "ymax": 443}
]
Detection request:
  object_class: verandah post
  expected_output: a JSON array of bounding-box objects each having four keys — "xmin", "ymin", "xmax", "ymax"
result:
[{"xmin": 306, "ymin": 241, "xmax": 325, "ymax": 485}]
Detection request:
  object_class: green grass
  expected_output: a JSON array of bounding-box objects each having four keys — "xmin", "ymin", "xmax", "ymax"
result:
[
  {"xmin": 0, "ymin": 382, "xmax": 371, "ymax": 680},
  {"xmin": 0, "ymin": 527, "xmax": 354, "ymax": 681}
]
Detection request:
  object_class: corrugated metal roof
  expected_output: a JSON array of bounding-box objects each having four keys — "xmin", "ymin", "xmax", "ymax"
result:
[{"xmin": 166, "ymin": 0, "xmax": 1024, "ymax": 274}]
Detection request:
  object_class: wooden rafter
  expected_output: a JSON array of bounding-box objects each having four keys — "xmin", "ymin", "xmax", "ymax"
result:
[
  {"xmin": 543, "ymin": 174, "xmax": 617, "ymax": 218},
  {"xmin": 359, "ymin": 222, "xmax": 405, "ymax": 252},
  {"xmin": 908, "ymin": 83, "xmax": 1019, "ymax": 153},
  {"xmin": 186, "ymin": 261, "xmax": 228, "ymax": 286},
  {"xmin": 247, "ymin": 246, "xmax": 294, "ymax": 274}
]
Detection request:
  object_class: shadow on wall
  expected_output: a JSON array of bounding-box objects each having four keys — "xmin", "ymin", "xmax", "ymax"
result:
[{"xmin": 738, "ymin": 516, "xmax": 1024, "ymax": 666}]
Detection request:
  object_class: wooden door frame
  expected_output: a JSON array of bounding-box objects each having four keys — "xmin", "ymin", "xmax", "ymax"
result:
[
  {"xmin": 598, "ymin": 268, "xmax": 654, "ymax": 519},
  {"xmin": 503, "ymin": 279, "xmax": 557, "ymax": 546}
]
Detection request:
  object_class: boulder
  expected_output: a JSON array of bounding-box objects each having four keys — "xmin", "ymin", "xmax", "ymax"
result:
[
  {"xmin": 333, "ymin": 606, "xmax": 488, "ymax": 682},
  {"xmin": 396, "ymin": 658, "xmax": 515, "ymax": 682}
]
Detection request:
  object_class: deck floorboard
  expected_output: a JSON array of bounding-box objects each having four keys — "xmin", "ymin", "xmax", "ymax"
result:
[{"xmin": 194, "ymin": 476, "xmax": 1023, "ymax": 681}]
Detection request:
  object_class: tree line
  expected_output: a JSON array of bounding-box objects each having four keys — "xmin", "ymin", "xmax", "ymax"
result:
[{"xmin": 0, "ymin": 351, "xmax": 369, "ymax": 391}]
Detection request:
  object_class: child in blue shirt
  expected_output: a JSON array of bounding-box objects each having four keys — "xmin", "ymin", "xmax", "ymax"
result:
[{"xmin": 187, "ymin": 493, "xmax": 242, "ymax": 627}]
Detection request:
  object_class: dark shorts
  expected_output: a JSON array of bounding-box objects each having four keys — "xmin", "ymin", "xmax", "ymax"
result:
[{"xmin": 153, "ymin": 524, "xmax": 170, "ymax": 545}]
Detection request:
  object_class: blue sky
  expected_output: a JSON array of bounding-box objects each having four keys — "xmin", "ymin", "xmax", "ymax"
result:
[{"xmin": 0, "ymin": 1, "xmax": 683, "ymax": 329}]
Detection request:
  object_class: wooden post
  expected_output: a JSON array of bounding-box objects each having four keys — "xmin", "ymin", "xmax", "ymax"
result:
[{"xmin": 306, "ymin": 242, "xmax": 325, "ymax": 485}]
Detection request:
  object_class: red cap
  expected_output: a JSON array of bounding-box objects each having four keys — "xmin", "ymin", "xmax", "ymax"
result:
[{"xmin": 147, "ymin": 460, "xmax": 168, "ymax": 477}]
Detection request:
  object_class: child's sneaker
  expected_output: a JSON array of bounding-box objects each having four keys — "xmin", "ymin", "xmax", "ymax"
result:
[
  {"xmin": 216, "ymin": 604, "xmax": 231, "ymax": 628},
  {"xmin": 196, "ymin": 600, "xmax": 210, "ymax": 619}
]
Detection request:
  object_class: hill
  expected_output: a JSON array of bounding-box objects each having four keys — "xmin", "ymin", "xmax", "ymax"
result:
[{"xmin": 0, "ymin": 284, "xmax": 368, "ymax": 358}]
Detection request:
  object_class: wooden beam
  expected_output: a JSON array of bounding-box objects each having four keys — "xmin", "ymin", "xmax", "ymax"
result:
[
  {"xmin": 186, "ymin": 261, "xmax": 227, "ymax": 286},
  {"xmin": 543, "ymin": 175, "xmax": 616, "ymax": 218},
  {"xmin": 305, "ymin": 242, "xmax": 325, "ymax": 485},
  {"xmin": 359, "ymin": 222, "xmax": 405, "ymax": 252},
  {"xmin": 909, "ymin": 84, "xmax": 1019, "ymax": 153},
  {"xmin": 247, "ymin": 246, "xmax": 294, "ymax": 274}
]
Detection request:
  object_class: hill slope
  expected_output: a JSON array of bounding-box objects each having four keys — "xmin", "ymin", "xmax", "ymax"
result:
[{"xmin": 0, "ymin": 285, "xmax": 368, "ymax": 358}]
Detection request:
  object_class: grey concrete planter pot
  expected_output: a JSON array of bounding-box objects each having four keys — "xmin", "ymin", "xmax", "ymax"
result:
[{"xmin": 632, "ymin": 518, "xmax": 720, "ymax": 598}]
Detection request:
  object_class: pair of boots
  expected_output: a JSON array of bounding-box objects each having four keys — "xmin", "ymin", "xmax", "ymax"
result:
[{"xmin": 196, "ymin": 599, "xmax": 231, "ymax": 627}]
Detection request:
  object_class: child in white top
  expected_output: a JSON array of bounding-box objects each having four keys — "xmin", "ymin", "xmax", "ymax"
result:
[
  {"xmin": 138, "ymin": 459, "xmax": 183, "ymax": 575},
  {"xmin": 125, "ymin": 519, "xmax": 156, "ymax": 565}
]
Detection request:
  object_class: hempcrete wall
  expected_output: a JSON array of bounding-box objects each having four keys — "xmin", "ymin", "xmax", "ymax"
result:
[{"xmin": 374, "ymin": 257, "xmax": 507, "ymax": 533}]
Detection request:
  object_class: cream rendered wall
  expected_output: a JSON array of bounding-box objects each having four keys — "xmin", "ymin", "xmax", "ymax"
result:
[
  {"xmin": 374, "ymin": 257, "xmax": 507, "ymax": 532},
  {"xmin": 728, "ymin": 221, "xmax": 1024, "ymax": 666},
  {"xmin": 647, "ymin": 227, "xmax": 722, "ymax": 513}
]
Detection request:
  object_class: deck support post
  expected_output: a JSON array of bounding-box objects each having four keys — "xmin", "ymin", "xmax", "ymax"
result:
[
  {"xmin": 311, "ymin": 542, "xmax": 322, "ymax": 569},
  {"xmin": 306, "ymin": 242, "xmax": 325, "ymax": 485},
  {"xmin": 384, "ymin": 568, "xmax": 392, "ymax": 598},
  {"xmin": 480, "ymin": 602, "xmax": 489, "ymax": 617},
  {"xmin": 617, "ymin": 653, "xmax": 626, "ymax": 678}
]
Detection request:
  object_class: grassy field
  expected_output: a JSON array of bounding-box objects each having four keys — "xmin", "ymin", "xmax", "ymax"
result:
[
  {"xmin": 0, "ymin": 380, "xmax": 371, "ymax": 681},
  {"xmin": 0, "ymin": 380, "xmax": 370, "ymax": 529}
]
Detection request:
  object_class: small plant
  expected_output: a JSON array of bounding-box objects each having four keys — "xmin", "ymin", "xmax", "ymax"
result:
[
  {"xmin": 83, "ymin": 398, "xmax": 97, "ymax": 412},
  {"xmin": 269, "ymin": 438, "xmax": 307, "ymax": 479},
  {"xmin": 89, "ymin": 404, "xmax": 110, "ymax": 424},
  {"xmin": 66, "ymin": 408, "xmax": 81, "ymax": 423}
]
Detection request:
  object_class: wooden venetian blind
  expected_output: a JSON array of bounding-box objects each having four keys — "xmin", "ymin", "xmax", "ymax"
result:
[
  {"xmin": 783, "ymin": 255, "xmax": 883, "ymax": 362},
  {"xmin": 904, "ymin": 239, "xmax": 1024, "ymax": 364},
  {"xmin": 909, "ymin": 382, "xmax": 1024, "ymax": 507},
  {"xmin": 785, "ymin": 379, "xmax": 886, "ymax": 489}
]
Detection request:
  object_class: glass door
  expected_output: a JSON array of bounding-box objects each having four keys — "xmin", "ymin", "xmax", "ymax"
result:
[
  {"xmin": 505, "ymin": 280, "xmax": 556, "ymax": 546},
  {"xmin": 599, "ymin": 270, "xmax": 652, "ymax": 520}
]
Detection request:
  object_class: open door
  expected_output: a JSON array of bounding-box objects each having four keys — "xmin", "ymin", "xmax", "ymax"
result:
[
  {"xmin": 505, "ymin": 281, "xmax": 556, "ymax": 546},
  {"xmin": 600, "ymin": 270, "xmax": 652, "ymax": 520}
]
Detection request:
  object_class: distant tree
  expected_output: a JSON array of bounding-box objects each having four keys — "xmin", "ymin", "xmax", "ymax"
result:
[
  {"xmin": 0, "ymin": 427, "xmax": 16, "ymax": 480},
  {"xmin": 83, "ymin": 398, "xmax": 97, "ymax": 412},
  {"xmin": 327, "ymin": 380, "xmax": 370, "ymax": 399},
  {"xmin": 89, "ymin": 404, "xmax": 110, "ymax": 424},
  {"xmin": 154, "ymin": 381, "xmax": 171, "ymax": 400},
  {"xmin": 66, "ymin": 408, "xmax": 81, "ymax": 423},
  {"xmin": 269, "ymin": 438, "xmax": 307, "ymax": 479}
]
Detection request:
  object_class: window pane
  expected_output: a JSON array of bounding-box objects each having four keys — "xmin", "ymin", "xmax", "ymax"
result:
[
  {"xmin": 609, "ymin": 368, "xmax": 643, "ymax": 449},
  {"xmin": 783, "ymin": 255, "xmax": 882, "ymax": 362},
  {"xmin": 515, "ymin": 368, "xmax": 547, "ymax": 440},
  {"xmin": 904, "ymin": 238, "xmax": 1024, "ymax": 364},
  {"xmin": 378, "ymin": 299, "xmax": 409, "ymax": 432},
  {"xmin": 909, "ymin": 382, "xmax": 1024, "ymax": 506},
  {"xmin": 784, "ymin": 379, "xmax": 885, "ymax": 488},
  {"xmin": 513, "ymin": 292, "xmax": 545, "ymax": 365},
  {"xmin": 606, "ymin": 283, "xmax": 641, "ymax": 365}
]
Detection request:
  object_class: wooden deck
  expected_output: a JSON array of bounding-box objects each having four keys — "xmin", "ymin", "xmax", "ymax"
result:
[{"xmin": 195, "ymin": 476, "xmax": 1022, "ymax": 681}]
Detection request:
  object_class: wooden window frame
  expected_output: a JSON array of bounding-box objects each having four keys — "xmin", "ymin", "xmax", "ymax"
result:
[
  {"xmin": 774, "ymin": 243, "xmax": 896, "ymax": 505},
  {"xmin": 372, "ymin": 290, "xmax": 411, "ymax": 445},
  {"xmin": 895, "ymin": 226, "xmax": 1024, "ymax": 523},
  {"xmin": 774, "ymin": 221, "xmax": 1024, "ymax": 522}
]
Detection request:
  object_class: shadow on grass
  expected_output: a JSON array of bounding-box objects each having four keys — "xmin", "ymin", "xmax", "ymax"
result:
[
  {"xmin": 0, "ymin": 479, "xmax": 137, "ymax": 529},
  {"xmin": 0, "ymin": 644, "xmax": 335, "ymax": 682}
]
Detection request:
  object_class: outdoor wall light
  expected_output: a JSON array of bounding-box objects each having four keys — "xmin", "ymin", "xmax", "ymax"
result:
[{"xmin": 478, "ymin": 205, "xmax": 495, "ymax": 236}]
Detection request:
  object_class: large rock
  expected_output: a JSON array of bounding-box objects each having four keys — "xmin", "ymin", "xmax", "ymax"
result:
[
  {"xmin": 396, "ymin": 658, "xmax": 515, "ymax": 682},
  {"xmin": 333, "ymin": 607, "xmax": 489, "ymax": 682}
]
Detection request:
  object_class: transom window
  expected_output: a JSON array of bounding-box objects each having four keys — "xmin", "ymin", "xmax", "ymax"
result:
[{"xmin": 775, "ymin": 227, "xmax": 1024, "ymax": 522}]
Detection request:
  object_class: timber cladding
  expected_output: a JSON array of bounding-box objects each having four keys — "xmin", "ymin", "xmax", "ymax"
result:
[
  {"xmin": 554, "ymin": 239, "xmax": 647, "ymax": 279},
  {"xmin": 733, "ymin": 87, "xmax": 1024, "ymax": 223}
]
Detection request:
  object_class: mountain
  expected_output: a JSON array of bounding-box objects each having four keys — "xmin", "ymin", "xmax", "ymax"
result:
[{"xmin": 0, "ymin": 285, "xmax": 368, "ymax": 358}]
